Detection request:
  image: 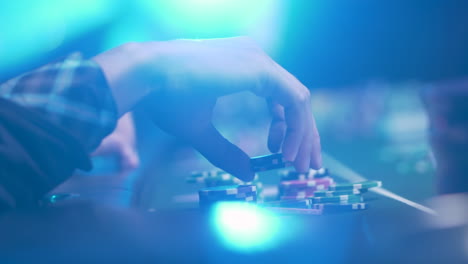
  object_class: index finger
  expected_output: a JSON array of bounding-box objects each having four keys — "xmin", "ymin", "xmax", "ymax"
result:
[{"xmin": 187, "ymin": 124, "xmax": 255, "ymax": 182}]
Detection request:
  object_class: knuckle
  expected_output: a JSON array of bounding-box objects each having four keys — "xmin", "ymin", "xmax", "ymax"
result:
[
  {"xmin": 123, "ymin": 41, "xmax": 141, "ymax": 52},
  {"xmin": 302, "ymin": 88, "xmax": 312, "ymax": 101},
  {"xmin": 296, "ymin": 89, "xmax": 311, "ymax": 104}
]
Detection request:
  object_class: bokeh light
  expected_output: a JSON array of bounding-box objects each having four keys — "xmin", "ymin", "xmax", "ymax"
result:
[
  {"xmin": 0, "ymin": 0, "xmax": 117, "ymax": 71},
  {"xmin": 136, "ymin": 0, "xmax": 284, "ymax": 53},
  {"xmin": 140, "ymin": 0, "xmax": 276, "ymax": 34},
  {"xmin": 211, "ymin": 202, "xmax": 282, "ymax": 252}
]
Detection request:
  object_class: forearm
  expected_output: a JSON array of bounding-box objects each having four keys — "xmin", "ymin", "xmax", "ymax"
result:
[
  {"xmin": 92, "ymin": 42, "xmax": 169, "ymax": 116},
  {"xmin": 0, "ymin": 53, "xmax": 118, "ymax": 152}
]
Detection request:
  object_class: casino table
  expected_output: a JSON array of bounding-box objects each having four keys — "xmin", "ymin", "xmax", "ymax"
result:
[{"xmin": 0, "ymin": 198, "xmax": 466, "ymax": 264}]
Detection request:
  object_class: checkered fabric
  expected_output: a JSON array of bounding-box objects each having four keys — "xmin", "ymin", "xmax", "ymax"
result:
[{"xmin": 0, "ymin": 53, "xmax": 118, "ymax": 151}]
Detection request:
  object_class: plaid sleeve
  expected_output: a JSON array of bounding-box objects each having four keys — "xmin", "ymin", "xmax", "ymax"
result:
[{"xmin": 0, "ymin": 53, "xmax": 118, "ymax": 152}]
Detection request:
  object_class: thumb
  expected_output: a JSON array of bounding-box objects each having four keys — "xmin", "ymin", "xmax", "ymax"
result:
[
  {"xmin": 187, "ymin": 124, "xmax": 255, "ymax": 182},
  {"xmin": 118, "ymin": 142, "xmax": 140, "ymax": 171}
]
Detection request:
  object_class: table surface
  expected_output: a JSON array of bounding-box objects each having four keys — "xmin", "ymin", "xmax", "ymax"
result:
[{"xmin": 1, "ymin": 198, "xmax": 465, "ymax": 264}]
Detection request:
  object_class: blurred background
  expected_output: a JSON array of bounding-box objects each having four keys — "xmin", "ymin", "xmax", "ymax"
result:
[{"xmin": 2, "ymin": 0, "xmax": 468, "ymax": 210}]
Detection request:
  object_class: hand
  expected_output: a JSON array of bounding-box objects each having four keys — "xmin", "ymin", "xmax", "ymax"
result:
[
  {"xmin": 92, "ymin": 112, "xmax": 139, "ymax": 172},
  {"xmin": 93, "ymin": 37, "xmax": 321, "ymax": 181}
]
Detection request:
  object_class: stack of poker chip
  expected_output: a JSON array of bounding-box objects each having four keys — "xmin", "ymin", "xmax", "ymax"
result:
[
  {"xmin": 187, "ymin": 170, "xmax": 244, "ymax": 186},
  {"xmin": 279, "ymin": 168, "xmax": 330, "ymax": 181},
  {"xmin": 268, "ymin": 180, "xmax": 382, "ymax": 214},
  {"xmin": 198, "ymin": 185, "xmax": 257, "ymax": 208},
  {"xmin": 248, "ymin": 153, "xmax": 383, "ymax": 214},
  {"xmin": 309, "ymin": 180, "xmax": 381, "ymax": 213},
  {"xmin": 187, "ymin": 170, "xmax": 264, "ymax": 201},
  {"xmin": 279, "ymin": 177, "xmax": 335, "ymax": 200}
]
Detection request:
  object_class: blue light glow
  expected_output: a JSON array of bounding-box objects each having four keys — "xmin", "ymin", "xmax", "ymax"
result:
[
  {"xmin": 0, "ymin": 0, "xmax": 117, "ymax": 70},
  {"xmin": 139, "ymin": 0, "xmax": 275, "ymax": 35},
  {"xmin": 211, "ymin": 202, "xmax": 283, "ymax": 252}
]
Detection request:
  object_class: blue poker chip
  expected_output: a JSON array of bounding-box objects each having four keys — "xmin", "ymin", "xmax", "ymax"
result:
[
  {"xmin": 199, "ymin": 185, "xmax": 257, "ymax": 196},
  {"xmin": 312, "ymin": 202, "xmax": 367, "ymax": 213},
  {"xmin": 261, "ymin": 199, "xmax": 312, "ymax": 209},
  {"xmin": 199, "ymin": 195, "xmax": 257, "ymax": 207},
  {"xmin": 310, "ymin": 194, "xmax": 363, "ymax": 204},
  {"xmin": 329, "ymin": 181, "xmax": 382, "ymax": 191},
  {"xmin": 199, "ymin": 191, "xmax": 257, "ymax": 201},
  {"xmin": 313, "ymin": 189, "xmax": 366, "ymax": 197}
]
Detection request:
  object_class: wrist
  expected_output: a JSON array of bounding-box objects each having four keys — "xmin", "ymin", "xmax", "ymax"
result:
[{"xmin": 92, "ymin": 42, "xmax": 167, "ymax": 116}]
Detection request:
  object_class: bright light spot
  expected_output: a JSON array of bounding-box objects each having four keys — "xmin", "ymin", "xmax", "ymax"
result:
[
  {"xmin": 211, "ymin": 202, "xmax": 282, "ymax": 252},
  {"xmin": 0, "ymin": 0, "xmax": 116, "ymax": 70},
  {"xmin": 138, "ymin": 0, "xmax": 283, "ymax": 47},
  {"xmin": 102, "ymin": 18, "xmax": 151, "ymax": 50}
]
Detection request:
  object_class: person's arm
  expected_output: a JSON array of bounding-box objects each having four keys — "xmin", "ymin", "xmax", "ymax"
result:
[
  {"xmin": 0, "ymin": 37, "xmax": 322, "ymax": 210},
  {"xmin": 0, "ymin": 53, "xmax": 119, "ymax": 209},
  {"xmin": 0, "ymin": 52, "xmax": 118, "ymax": 152},
  {"xmin": 93, "ymin": 37, "xmax": 322, "ymax": 181}
]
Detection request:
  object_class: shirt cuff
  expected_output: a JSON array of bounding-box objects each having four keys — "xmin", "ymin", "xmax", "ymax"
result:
[{"xmin": 0, "ymin": 53, "xmax": 118, "ymax": 152}]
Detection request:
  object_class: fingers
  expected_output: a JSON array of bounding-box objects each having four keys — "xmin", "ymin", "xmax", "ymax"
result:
[
  {"xmin": 269, "ymin": 71, "xmax": 307, "ymax": 163},
  {"xmin": 188, "ymin": 124, "xmax": 255, "ymax": 182},
  {"xmin": 294, "ymin": 105, "xmax": 313, "ymax": 173},
  {"xmin": 282, "ymin": 101, "xmax": 305, "ymax": 162},
  {"xmin": 309, "ymin": 113, "xmax": 322, "ymax": 169},
  {"xmin": 119, "ymin": 144, "xmax": 140, "ymax": 171},
  {"xmin": 267, "ymin": 63, "xmax": 322, "ymax": 171},
  {"xmin": 267, "ymin": 100, "xmax": 286, "ymax": 153}
]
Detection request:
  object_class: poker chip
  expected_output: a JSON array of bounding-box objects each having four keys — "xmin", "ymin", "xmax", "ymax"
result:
[
  {"xmin": 187, "ymin": 170, "xmax": 258, "ymax": 187},
  {"xmin": 262, "ymin": 199, "xmax": 312, "ymax": 209},
  {"xmin": 280, "ymin": 178, "xmax": 334, "ymax": 189},
  {"xmin": 267, "ymin": 207, "xmax": 323, "ymax": 215},
  {"xmin": 198, "ymin": 185, "xmax": 259, "ymax": 207},
  {"xmin": 280, "ymin": 184, "xmax": 328, "ymax": 193},
  {"xmin": 199, "ymin": 191, "xmax": 257, "ymax": 200},
  {"xmin": 329, "ymin": 181, "xmax": 382, "ymax": 191},
  {"xmin": 190, "ymin": 164, "xmax": 380, "ymax": 215},
  {"xmin": 190, "ymin": 170, "xmax": 223, "ymax": 178},
  {"xmin": 251, "ymin": 153, "xmax": 292, "ymax": 172},
  {"xmin": 313, "ymin": 189, "xmax": 365, "ymax": 197},
  {"xmin": 199, "ymin": 185, "xmax": 257, "ymax": 196},
  {"xmin": 186, "ymin": 177, "xmax": 206, "ymax": 184},
  {"xmin": 199, "ymin": 195, "xmax": 257, "ymax": 207},
  {"xmin": 309, "ymin": 168, "xmax": 330, "ymax": 178},
  {"xmin": 190, "ymin": 169, "xmax": 264, "ymax": 202},
  {"xmin": 279, "ymin": 178, "xmax": 332, "ymax": 198},
  {"xmin": 280, "ymin": 194, "xmax": 315, "ymax": 200},
  {"xmin": 278, "ymin": 178, "xmax": 334, "ymax": 200},
  {"xmin": 311, "ymin": 202, "xmax": 367, "ymax": 213},
  {"xmin": 280, "ymin": 188, "xmax": 322, "ymax": 197},
  {"xmin": 280, "ymin": 168, "xmax": 331, "ymax": 181},
  {"xmin": 280, "ymin": 171, "xmax": 309, "ymax": 181},
  {"xmin": 199, "ymin": 193, "xmax": 257, "ymax": 202},
  {"xmin": 310, "ymin": 194, "xmax": 363, "ymax": 204}
]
